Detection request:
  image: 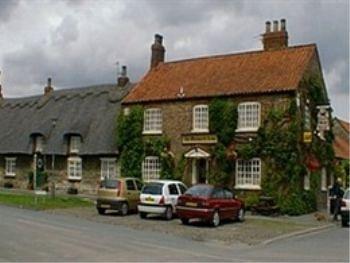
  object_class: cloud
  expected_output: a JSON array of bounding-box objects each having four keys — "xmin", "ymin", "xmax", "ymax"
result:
[{"xmin": 0, "ymin": 0, "xmax": 20, "ymax": 22}]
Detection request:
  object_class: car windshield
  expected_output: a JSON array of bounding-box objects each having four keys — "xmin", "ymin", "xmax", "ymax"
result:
[
  {"xmin": 344, "ymin": 189, "xmax": 350, "ymax": 199},
  {"xmin": 101, "ymin": 179, "xmax": 120, "ymax": 189},
  {"xmin": 142, "ymin": 183, "xmax": 163, "ymax": 195},
  {"xmin": 185, "ymin": 185, "xmax": 213, "ymax": 197}
]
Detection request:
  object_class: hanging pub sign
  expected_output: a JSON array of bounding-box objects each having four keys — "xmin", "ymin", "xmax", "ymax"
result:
[
  {"xmin": 316, "ymin": 105, "xmax": 331, "ymax": 141},
  {"xmin": 303, "ymin": 131, "xmax": 312, "ymax": 144}
]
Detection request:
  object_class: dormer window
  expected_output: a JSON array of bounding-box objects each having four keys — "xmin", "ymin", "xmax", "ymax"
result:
[
  {"xmin": 70, "ymin": 136, "xmax": 81, "ymax": 154},
  {"xmin": 236, "ymin": 102, "xmax": 261, "ymax": 132},
  {"xmin": 143, "ymin": 108, "xmax": 162, "ymax": 134},
  {"xmin": 35, "ymin": 136, "xmax": 44, "ymax": 153},
  {"xmin": 192, "ymin": 105, "xmax": 209, "ymax": 133}
]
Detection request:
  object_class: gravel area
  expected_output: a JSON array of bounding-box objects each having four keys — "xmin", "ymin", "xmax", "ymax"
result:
[{"xmin": 45, "ymin": 207, "xmax": 324, "ymax": 245}]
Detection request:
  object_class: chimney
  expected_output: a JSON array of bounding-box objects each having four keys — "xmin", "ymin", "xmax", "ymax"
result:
[
  {"xmin": 117, "ymin": 65, "xmax": 129, "ymax": 86},
  {"xmin": 44, "ymin": 77, "xmax": 54, "ymax": 95},
  {"xmin": 262, "ymin": 19, "xmax": 288, "ymax": 51},
  {"xmin": 0, "ymin": 71, "xmax": 3, "ymax": 99},
  {"xmin": 150, "ymin": 34, "xmax": 165, "ymax": 69}
]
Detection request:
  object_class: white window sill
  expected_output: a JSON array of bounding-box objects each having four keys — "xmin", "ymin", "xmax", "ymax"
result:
[
  {"xmin": 235, "ymin": 185, "xmax": 261, "ymax": 190},
  {"xmin": 5, "ymin": 174, "xmax": 16, "ymax": 178},
  {"xmin": 235, "ymin": 127, "xmax": 259, "ymax": 133},
  {"xmin": 68, "ymin": 177, "xmax": 82, "ymax": 181},
  {"xmin": 142, "ymin": 131, "xmax": 162, "ymax": 135},
  {"xmin": 191, "ymin": 129, "xmax": 209, "ymax": 133}
]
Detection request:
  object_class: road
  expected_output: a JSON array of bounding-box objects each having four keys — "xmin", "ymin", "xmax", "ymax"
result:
[{"xmin": 0, "ymin": 205, "xmax": 348, "ymax": 262}]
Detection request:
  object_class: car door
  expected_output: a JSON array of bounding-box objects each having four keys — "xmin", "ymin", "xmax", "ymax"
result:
[
  {"xmin": 224, "ymin": 189, "xmax": 238, "ymax": 219},
  {"xmin": 168, "ymin": 183, "xmax": 180, "ymax": 210},
  {"xmin": 212, "ymin": 188, "xmax": 226, "ymax": 218},
  {"xmin": 125, "ymin": 179, "xmax": 138, "ymax": 210}
]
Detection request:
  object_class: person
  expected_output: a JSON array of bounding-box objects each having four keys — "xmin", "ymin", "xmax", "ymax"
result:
[{"xmin": 331, "ymin": 177, "xmax": 344, "ymax": 221}]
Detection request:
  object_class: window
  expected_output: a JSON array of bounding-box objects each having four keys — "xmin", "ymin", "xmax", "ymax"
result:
[
  {"xmin": 135, "ymin": 180, "xmax": 143, "ymax": 191},
  {"xmin": 143, "ymin": 108, "xmax": 162, "ymax": 134},
  {"xmin": 237, "ymin": 102, "xmax": 261, "ymax": 131},
  {"xmin": 224, "ymin": 189, "xmax": 233, "ymax": 199},
  {"xmin": 193, "ymin": 105, "xmax": 209, "ymax": 132},
  {"xmin": 70, "ymin": 136, "xmax": 81, "ymax": 153},
  {"xmin": 178, "ymin": 183, "xmax": 187, "ymax": 194},
  {"xmin": 168, "ymin": 184, "xmax": 179, "ymax": 195},
  {"xmin": 212, "ymin": 188, "xmax": 225, "ymax": 198},
  {"xmin": 35, "ymin": 136, "xmax": 44, "ymax": 153},
  {"xmin": 123, "ymin": 107, "xmax": 130, "ymax": 116},
  {"xmin": 5, "ymin": 158, "xmax": 16, "ymax": 177},
  {"xmin": 142, "ymin": 156, "xmax": 160, "ymax": 181},
  {"xmin": 321, "ymin": 168, "xmax": 327, "ymax": 191},
  {"xmin": 235, "ymin": 158, "xmax": 261, "ymax": 189},
  {"xmin": 126, "ymin": 180, "xmax": 136, "ymax": 191},
  {"xmin": 100, "ymin": 158, "xmax": 117, "ymax": 180},
  {"xmin": 67, "ymin": 157, "xmax": 82, "ymax": 180},
  {"xmin": 304, "ymin": 171, "xmax": 310, "ymax": 190}
]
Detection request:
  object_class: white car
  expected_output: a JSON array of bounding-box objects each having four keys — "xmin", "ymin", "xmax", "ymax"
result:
[
  {"xmin": 341, "ymin": 188, "xmax": 350, "ymax": 227},
  {"xmin": 138, "ymin": 180, "xmax": 187, "ymax": 220}
]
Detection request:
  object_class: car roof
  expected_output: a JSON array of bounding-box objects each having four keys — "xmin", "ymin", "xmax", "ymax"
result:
[{"xmin": 146, "ymin": 180, "xmax": 183, "ymax": 185}]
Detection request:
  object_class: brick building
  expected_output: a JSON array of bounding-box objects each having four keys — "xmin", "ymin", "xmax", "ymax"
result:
[
  {"xmin": 122, "ymin": 19, "xmax": 332, "ymax": 201},
  {"xmin": 0, "ymin": 69, "xmax": 132, "ymax": 194}
]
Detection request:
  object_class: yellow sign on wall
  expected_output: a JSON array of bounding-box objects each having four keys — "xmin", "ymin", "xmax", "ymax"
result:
[
  {"xmin": 182, "ymin": 134, "xmax": 218, "ymax": 145},
  {"xmin": 303, "ymin": 131, "xmax": 312, "ymax": 143}
]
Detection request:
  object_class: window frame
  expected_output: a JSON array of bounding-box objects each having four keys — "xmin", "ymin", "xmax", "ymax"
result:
[
  {"xmin": 236, "ymin": 102, "xmax": 261, "ymax": 132},
  {"xmin": 70, "ymin": 136, "xmax": 81, "ymax": 154},
  {"xmin": 143, "ymin": 108, "xmax": 163, "ymax": 134},
  {"xmin": 5, "ymin": 157, "xmax": 16, "ymax": 177},
  {"xmin": 235, "ymin": 158, "xmax": 262, "ymax": 190},
  {"xmin": 142, "ymin": 156, "xmax": 161, "ymax": 181},
  {"xmin": 304, "ymin": 170, "xmax": 310, "ymax": 191},
  {"xmin": 67, "ymin": 156, "xmax": 82, "ymax": 180},
  {"xmin": 192, "ymin": 104, "xmax": 209, "ymax": 133},
  {"xmin": 35, "ymin": 136, "xmax": 44, "ymax": 153},
  {"xmin": 100, "ymin": 158, "xmax": 117, "ymax": 180},
  {"xmin": 321, "ymin": 167, "xmax": 327, "ymax": 191}
]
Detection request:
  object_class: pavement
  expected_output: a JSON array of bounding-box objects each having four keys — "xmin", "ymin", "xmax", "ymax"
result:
[{"xmin": 0, "ymin": 205, "xmax": 348, "ymax": 262}]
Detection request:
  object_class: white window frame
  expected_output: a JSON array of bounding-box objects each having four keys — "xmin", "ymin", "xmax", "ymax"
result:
[
  {"xmin": 67, "ymin": 157, "xmax": 82, "ymax": 180},
  {"xmin": 236, "ymin": 102, "xmax": 261, "ymax": 132},
  {"xmin": 235, "ymin": 158, "xmax": 261, "ymax": 190},
  {"xmin": 321, "ymin": 167, "xmax": 327, "ymax": 191},
  {"xmin": 5, "ymin": 157, "xmax": 16, "ymax": 177},
  {"xmin": 70, "ymin": 136, "xmax": 81, "ymax": 154},
  {"xmin": 143, "ymin": 108, "xmax": 162, "ymax": 134},
  {"xmin": 142, "ymin": 156, "xmax": 160, "ymax": 181},
  {"xmin": 192, "ymin": 105, "xmax": 209, "ymax": 133},
  {"xmin": 304, "ymin": 170, "xmax": 310, "ymax": 190},
  {"xmin": 100, "ymin": 158, "xmax": 118, "ymax": 180},
  {"xmin": 35, "ymin": 136, "xmax": 44, "ymax": 153}
]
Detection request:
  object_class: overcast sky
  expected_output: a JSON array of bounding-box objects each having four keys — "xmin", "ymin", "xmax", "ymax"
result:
[{"xmin": 0, "ymin": 0, "xmax": 349, "ymax": 120}]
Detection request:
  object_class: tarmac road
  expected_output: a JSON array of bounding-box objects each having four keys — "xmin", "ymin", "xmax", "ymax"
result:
[{"xmin": 0, "ymin": 205, "xmax": 348, "ymax": 262}]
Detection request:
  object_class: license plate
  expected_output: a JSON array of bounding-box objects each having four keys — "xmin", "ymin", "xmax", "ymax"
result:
[
  {"xmin": 186, "ymin": 202, "xmax": 197, "ymax": 207},
  {"xmin": 100, "ymin": 204, "xmax": 110, "ymax": 208},
  {"xmin": 145, "ymin": 196, "xmax": 154, "ymax": 202}
]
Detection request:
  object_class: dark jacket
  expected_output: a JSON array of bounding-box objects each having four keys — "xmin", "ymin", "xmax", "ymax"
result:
[{"xmin": 331, "ymin": 182, "xmax": 344, "ymax": 198}]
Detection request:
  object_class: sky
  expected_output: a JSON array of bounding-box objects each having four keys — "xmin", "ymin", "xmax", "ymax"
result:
[{"xmin": 0, "ymin": 0, "xmax": 349, "ymax": 120}]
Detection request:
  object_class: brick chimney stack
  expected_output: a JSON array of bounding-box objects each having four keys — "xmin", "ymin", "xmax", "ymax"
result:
[
  {"xmin": 262, "ymin": 19, "xmax": 288, "ymax": 51},
  {"xmin": 44, "ymin": 77, "xmax": 54, "ymax": 95},
  {"xmin": 150, "ymin": 34, "xmax": 165, "ymax": 69},
  {"xmin": 117, "ymin": 65, "xmax": 129, "ymax": 86}
]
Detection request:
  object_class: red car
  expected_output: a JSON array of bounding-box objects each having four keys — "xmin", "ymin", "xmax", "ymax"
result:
[{"xmin": 176, "ymin": 184, "xmax": 245, "ymax": 227}]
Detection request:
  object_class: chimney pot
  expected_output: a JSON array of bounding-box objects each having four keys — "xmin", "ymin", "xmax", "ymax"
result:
[
  {"xmin": 265, "ymin": 21, "xmax": 271, "ymax": 33},
  {"xmin": 155, "ymin": 34, "xmax": 163, "ymax": 44},
  {"xmin": 44, "ymin": 77, "xmax": 54, "ymax": 95},
  {"xmin": 150, "ymin": 33, "xmax": 165, "ymax": 69},
  {"xmin": 273, "ymin": 20, "xmax": 278, "ymax": 32},
  {"xmin": 117, "ymin": 65, "xmax": 129, "ymax": 86},
  {"xmin": 280, "ymin": 18, "xmax": 286, "ymax": 31}
]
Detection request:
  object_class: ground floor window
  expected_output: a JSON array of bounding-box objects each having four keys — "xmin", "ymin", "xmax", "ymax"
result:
[
  {"xmin": 5, "ymin": 157, "xmax": 16, "ymax": 177},
  {"xmin": 100, "ymin": 158, "xmax": 117, "ymax": 180},
  {"xmin": 321, "ymin": 167, "xmax": 327, "ymax": 191},
  {"xmin": 235, "ymin": 158, "xmax": 261, "ymax": 189},
  {"xmin": 67, "ymin": 157, "xmax": 82, "ymax": 180},
  {"xmin": 304, "ymin": 171, "xmax": 310, "ymax": 190},
  {"xmin": 142, "ymin": 156, "xmax": 160, "ymax": 181}
]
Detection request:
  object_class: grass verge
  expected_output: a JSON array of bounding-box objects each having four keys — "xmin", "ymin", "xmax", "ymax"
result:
[{"xmin": 0, "ymin": 191, "xmax": 93, "ymax": 210}]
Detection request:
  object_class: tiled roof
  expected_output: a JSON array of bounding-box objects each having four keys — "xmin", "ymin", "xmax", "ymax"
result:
[
  {"xmin": 333, "ymin": 136, "xmax": 349, "ymax": 160},
  {"xmin": 338, "ymin": 118, "xmax": 350, "ymax": 133},
  {"xmin": 123, "ymin": 44, "xmax": 316, "ymax": 103}
]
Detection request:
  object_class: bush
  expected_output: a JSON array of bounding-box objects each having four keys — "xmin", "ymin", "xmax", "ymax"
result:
[{"xmin": 244, "ymin": 193, "xmax": 260, "ymax": 210}]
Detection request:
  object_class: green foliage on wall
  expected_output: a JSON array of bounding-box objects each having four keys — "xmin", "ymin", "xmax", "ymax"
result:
[{"xmin": 209, "ymin": 99, "xmax": 237, "ymax": 186}]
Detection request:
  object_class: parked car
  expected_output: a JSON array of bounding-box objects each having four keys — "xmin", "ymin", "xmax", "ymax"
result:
[
  {"xmin": 96, "ymin": 177, "xmax": 143, "ymax": 216},
  {"xmin": 341, "ymin": 188, "xmax": 350, "ymax": 227},
  {"xmin": 176, "ymin": 184, "xmax": 245, "ymax": 227},
  {"xmin": 138, "ymin": 180, "xmax": 187, "ymax": 220}
]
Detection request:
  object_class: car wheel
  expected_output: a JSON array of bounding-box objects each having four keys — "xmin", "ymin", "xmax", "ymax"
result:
[
  {"xmin": 120, "ymin": 202, "xmax": 129, "ymax": 216},
  {"xmin": 212, "ymin": 210, "xmax": 220, "ymax": 227},
  {"xmin": 164, "ymin": 206, "xmax": 173, "ymax": 220},
  {"xmin": 237, "ymin": 208, "xmax": 245, "ymax": 222},
  {"xmin": 181, "ymin": 218, "xmax": 189, "ymax": 225},
  {"xmin": 139, "ymin": 212, "xmax": 147, "ymax": 219},
  {"xmin": 97, "ymin": 208, "xmax": 105, "ymax": 215}
]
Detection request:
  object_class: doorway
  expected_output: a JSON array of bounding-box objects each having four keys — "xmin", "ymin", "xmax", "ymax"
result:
[{"xmin": 191, "ymin": 158, "xmax": 208, "ymax": 185}]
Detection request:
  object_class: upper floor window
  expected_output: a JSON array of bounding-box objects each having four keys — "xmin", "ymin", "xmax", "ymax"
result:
[
  {"xmin": 35, "ymin": 136, "xmax": 44, "ymax": 153},
  {"xmin": 235, "ymin": 158, "xmax": 261, "ymax": 189},
  {"xmin": 142, "ymin": 156, "xmax": 160, "ymax": 181},
  {"xmin": 70, "ymin": 136, "xmax": 81, "ymax": 154},
  {"xmin": 100, "ymin": 158, "xmax": 118, "ymax": 180},
  {"xmin": 143, "ymin": 108, "xmax": 162, "ymax": 134},
  {"xmin": 237, "ymin": 102, "xmax": 261, "ymax": 131},
  {"xmin": 193, "ymin": 105, "xmax": 209, "ymax": 132},
  {"xmin": 5, "ymin": 157, "xmax": 16, "ymax": 177},
  {"xmin": 67, "ymin": 157, "xmax": 82, "ymax": 180}
]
